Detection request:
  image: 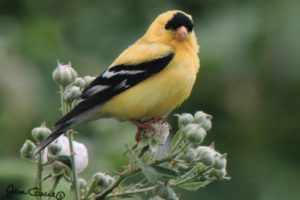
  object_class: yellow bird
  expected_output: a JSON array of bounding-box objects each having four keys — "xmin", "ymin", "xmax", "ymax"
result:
[{"xmin": 35, "ymin": 10, "xmax": 200, "ymax": 154}]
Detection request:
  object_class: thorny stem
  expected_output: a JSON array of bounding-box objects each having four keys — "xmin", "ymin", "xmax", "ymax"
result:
[{"xmin": 60, "ymin": 86, "xmax": 80, "ymax": 200}]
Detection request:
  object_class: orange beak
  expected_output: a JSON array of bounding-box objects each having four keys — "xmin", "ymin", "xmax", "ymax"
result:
[{"xmin": 175, "ymin": 26, "xmax": 189, "ymax": 41}]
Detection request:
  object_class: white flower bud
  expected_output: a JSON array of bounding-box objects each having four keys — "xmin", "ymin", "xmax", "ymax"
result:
[
  {"xmin": 55, "ymin": 136, "xmax": 88, "ymax": 173},
  {"xmin": 175, "ymin": 113, "xmax": 194, "ymax": 128},
  {"xmin": 31, "ymin": 123, "xmax": 51, "ymax": 142},
  {"xmin": 183, "ymin": 124, "xmax": 206, "ymax": 144},
  {"xmin": 83, "ymin": 75, "xmax": 96, "ymax": 87},
  {"xmin": 52, "ymin": 61, "xmax": 77, "ymax": 87},
  {"xmin": 194, "ymin": 111, "xmax": 212, "ymax": 131},
  {"xmin": 72, "ymin": 77, "xmax": 85, "ymax": 89},
  {"xmin": 20, "ymin": 140, "xmax": 35, "ymax": 160}
]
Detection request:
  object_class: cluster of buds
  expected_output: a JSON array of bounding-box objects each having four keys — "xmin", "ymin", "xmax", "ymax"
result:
[
  {"xmin": 52, "ymin": 61, "xmax": 95, "ymax": 106},
  {"xmin": 165, "ymin": 111, "xmax": 229, "ymax": 190},
  {"xmin": 20, "ymin": 123, "xmax": 89, "ymax": 175}
]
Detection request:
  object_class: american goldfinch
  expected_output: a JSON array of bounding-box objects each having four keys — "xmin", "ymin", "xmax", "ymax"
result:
[{"xmin": 34, "ymin": 10, "xmax": 200, "ymax": 154}]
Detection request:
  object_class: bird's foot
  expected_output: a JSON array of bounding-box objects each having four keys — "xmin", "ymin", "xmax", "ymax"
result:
[{"xmin": 131, "ymin": 117, "xmax": 167, "ymax": 142}]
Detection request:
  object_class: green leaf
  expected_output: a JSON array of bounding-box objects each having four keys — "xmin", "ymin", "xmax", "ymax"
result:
[
  {"xmin": 152, "ymin": 165, "xmax": 178, "ymax": 178},
  {"xmin": 177, "ymin": 181, "xmax": 210, "ymax": 190},
  {"xmin": 51, "ymin": 155, "xmax": 72, "ymax": 169},
  {"xmin": 169, "ymin": 130, "xmax": 182, "ymax": 153},
  {"xmin": 126, "ymin": 146, "xmax": 161, "ymax": 183}
]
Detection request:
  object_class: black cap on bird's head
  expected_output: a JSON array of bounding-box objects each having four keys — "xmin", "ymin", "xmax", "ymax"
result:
[
  {"xmin": 165, "ymin": 12, "xmax": 194, "ymax": 33},
  {"xmin": 144, "ymin": 10, "xmax": 195, "ymax": 42}
]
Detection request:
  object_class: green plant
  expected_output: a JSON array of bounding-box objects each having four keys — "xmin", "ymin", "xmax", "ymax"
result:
[{"xmin": 20, "ymin": 62, "xmax": 229, "ymax": 200}]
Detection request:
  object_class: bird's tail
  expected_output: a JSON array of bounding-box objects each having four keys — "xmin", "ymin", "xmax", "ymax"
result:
[{"xmin": 33, "ymin": 122, "xmax": 71, "ymax": 156}]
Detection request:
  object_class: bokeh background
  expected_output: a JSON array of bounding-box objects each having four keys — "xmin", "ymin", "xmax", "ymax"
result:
[{"xmin": 1, "ymin": 0, "xmax": 300, "ymax": 199}]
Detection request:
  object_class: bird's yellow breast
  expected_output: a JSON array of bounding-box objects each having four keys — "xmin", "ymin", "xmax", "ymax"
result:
[{"xmin": 99, "ymin": 49, "xmax": 199, "ymax": 121}]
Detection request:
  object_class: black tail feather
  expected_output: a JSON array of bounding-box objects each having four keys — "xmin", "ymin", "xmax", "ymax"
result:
[{"xmin": 33, "ymin": 123, "xmax": 70, "ymax": 156}]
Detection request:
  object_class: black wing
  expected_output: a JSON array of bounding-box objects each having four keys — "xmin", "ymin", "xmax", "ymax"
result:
[{"xmin": 55, "ymin": 53, "xmax": 174, "ymax": 126}]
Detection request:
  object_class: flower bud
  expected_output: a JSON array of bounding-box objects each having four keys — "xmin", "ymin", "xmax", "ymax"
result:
[
  {"xmin": 182, "ymin": 148, "xmax": 197, "ymax": 163},
  {"xmin": 149, "ymin": 196, "xmax": 164, "ymax": 200},
  {"xmin": 55, "ymin": 136, "xmax": 88, "ymax": 173},
  {"xmin": 194, "ymin": 111, "xmax": 212, "ymax": 131},
  {"xmin": 83, "ymin": 75, "xmax": 96, "ymax": 87},
  {"xmin": 183, "ymin": 124, "xmax": 206, "ymax": 144},
  {"xmin": 92, "ymin": 172, "xmax": 111, "ymax": 188},
  {"xmin": 63, "ymin": 86, "xmax": 81, "ymax": 103},
  {"xmin": 48, "ymin": 142, "xmax": 62, "ymax": 155},
  {"xmin": 154, "ymin": 183, "xmax": 178, "ymax": 200},
  {"xmin": 213, "ymin": 153, "xmax": 227, "ymax": 170},
  {"xmin": 51, "ymin": 161, "xmax": 65, "ymax": 176},
  {"xmin": 52, "ymin": 61, "xmax": 77, "ymax": 87},
  {"xmin": 78, "ymin": 178, "xmax": 87, "ymax": 193},
  {"xmin": 175, "ymin": 113, "xmax": 194, "ymax": 128},
  {"xmin": 31, "ymin": 123, "xmax": 51, "ymax": 142},
  {"xmin": 92, "ymin": 172, "xmax": 113, "ymax": 193},
  {"xmin": 196, "ymin": 146, "xmax": 216, "ymax": 166},
  {"xmin": 20, "ymin": 140, "xmax": 35, "ymax": 160},
  {"xmin": 72, "ymin": 77, "xmax": 86, "ymax": 89},
  {"xmin": 216, "ymin": 168, "xmax": 227, "ymax": 179}
]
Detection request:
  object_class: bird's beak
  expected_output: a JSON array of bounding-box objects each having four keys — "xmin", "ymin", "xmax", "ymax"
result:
[{"xmin": 175, "ymin": 26, "xmax": 189, "ymax": 41}]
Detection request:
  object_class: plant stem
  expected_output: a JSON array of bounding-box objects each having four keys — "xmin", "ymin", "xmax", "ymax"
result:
[
  {"xmin": 106, "ymin": 186, "xmax": 155, "ymax": 199},
  {"xmin": 59, "ymin": 86, "xmax": 80, "ymax": 200},
  {"xmin": 47, "ymin": 176, "xmax": 61, "ymax": 200},
  {"xmin": 36, "ymin": 151, "xmax": 43, "ymax": 200},
  {"xmin": 67, "ymin": 130, "xmax": 80, "ymax": 200},
  {"xmin": 95, "ymin": 152, "xmax": 178, "ymax": 200}
]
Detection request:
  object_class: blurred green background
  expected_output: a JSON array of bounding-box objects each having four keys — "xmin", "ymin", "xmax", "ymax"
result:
[{"xmin": 1, "ymin": 0, "xmax": 300, "ymax": 199}]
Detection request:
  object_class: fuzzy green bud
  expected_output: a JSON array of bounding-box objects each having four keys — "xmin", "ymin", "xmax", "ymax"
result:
[
  {"xmin": 194, "ymin": 111, "xmax": 212, "ymax": 131},
  {"xmin": 92, "ymin": 172, "xmax": 113, "ymax": 193},
  {"xmin": 20, "ymin": 140, "xmax": 35, "ymax": 160},
  {"xmin": 175, "ymin": 113, "xmax": 194, "ymax": 128},
  {"xmin": 78, "ymin": 178, "xmax": 87, "ymax": 194},
  {"xmin": 48, "ymin": 142, "xmax": 62, "ymax": 155},
  {"xmin": 72, "ymin": 77, "xmax": 85, "ymax": 89},
  {"xmin": 182, "ymin": 148, "xmax": 197, "ymax": 163},
  {"xmin": 51, "ymin": 162, "xmax": 65, "ymax": 176},
  {"xmin": 149, "ymin": 196, "xmax": 164, "ymax": 200},
  {"xmin": 183, "ymin": 124, "xmax": 207, "ymax": 144},
  {"xmin": 216, "ymin": 168, "xmax": 227, "ymax": 179},
  {"xmin": 63, "ymin": 86, "xmax": 81, "ymax": 103},
  {"xmin": 31, "ymin": 123, "xmax": 51, "ymax": 142},
  {"xmin": 154, "ymin": 183, "xmax": 178, "ymax": 200},
  {"xmin": 83, "ymin": 75, "xmax": 96, "ymax": 87},
  {"xmin": 214, "ymin": 153, "xmax": 227, "ymax": 170},
  {"xmin": 196, "ymin": 146, "xmax": 216, "ymax": 166},
  {"xmin": 52, "ymin": 61, "xmax": 77, "ymax": 87}
]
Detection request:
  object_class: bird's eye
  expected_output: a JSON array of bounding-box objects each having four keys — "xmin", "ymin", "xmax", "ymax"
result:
[{"xmin": 165, "ymin": 12, "xmax": 194, "ymax": 32}]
